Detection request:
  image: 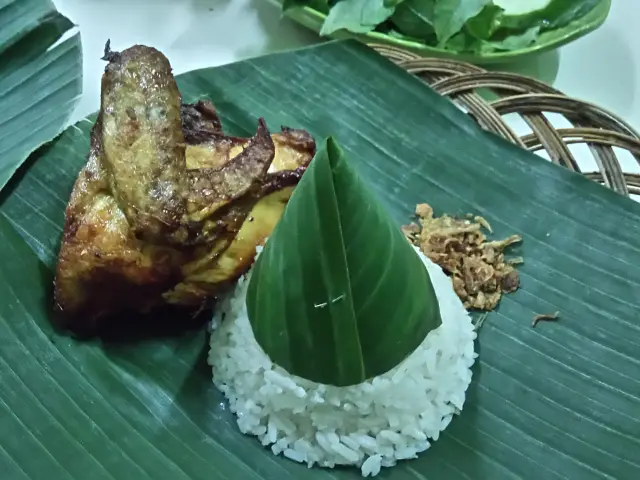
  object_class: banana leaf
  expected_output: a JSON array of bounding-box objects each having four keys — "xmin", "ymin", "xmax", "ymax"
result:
[
  {"xmin": 0, "ymin": 0, "xmax": 82, "ymax": 192},
  {"xmin": 1, "ymin": 39, "xmax": 639, "ymax": 479}
]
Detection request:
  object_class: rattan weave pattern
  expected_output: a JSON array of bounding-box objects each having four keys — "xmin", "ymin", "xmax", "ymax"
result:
[{"xmin": 371, "ymin": 44, "xmax": 640, "ymax": 197}]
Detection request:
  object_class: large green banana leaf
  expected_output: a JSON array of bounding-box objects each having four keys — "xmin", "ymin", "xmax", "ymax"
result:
[
  {"xmin": 0, "ymin": 0, "xmax": 82, "ymax": 192},
  {"xmin": 0, "ymin": 40, "xmax": 639, "ymax": 479}
]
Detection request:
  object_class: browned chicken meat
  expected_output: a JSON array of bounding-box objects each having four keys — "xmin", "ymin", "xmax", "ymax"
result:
[{"xmin": 54, "ymin": 43, "xmax": 315, "ymax": 335}]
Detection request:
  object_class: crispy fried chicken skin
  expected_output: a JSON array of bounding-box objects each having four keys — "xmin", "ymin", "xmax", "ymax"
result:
[
  {"xmin": 53, "ymin": 43, "xmax": 315, "ymax": 335},
  {"xmin": 100, "ymin": 44, "xmax": 189, "ymax": 244}
]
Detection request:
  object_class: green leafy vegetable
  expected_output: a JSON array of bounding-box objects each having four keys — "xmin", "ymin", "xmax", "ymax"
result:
[
  {"xmin": 485, "ymin": 25, "xmax": 541, "ymax": 51},
  {"xmin": 445, "ymin": 30, "xmax": 481, "ymax": 53},
  {"xmin": 386, "ymin": 28, "xmax": 425, "ymax": 43},
  {"xmin": 282, "ymin": 0, "xmax": 607, "ymax": 57},
  {"xmin": 391, "ymin": 0, "xmax": 436, "ymax": 40},
  {"xmin": 465, "ymin": 4, "xmax": 502, "ymax": 40},
  {"xmin": 320, "ymin": 0, "xmax": 395, "ymax": 35},
  {"xmin": 246, "ymin": 137, "xmax": 441, "ymax": 386},
  {"xmin": 0, "ymin": 0, "xmax": 82, "ymax": 192},
  {"xmin": 499, "ymin": 0, "xmax": 602, "ymax": 31},
  {"xmin": 545, "ymin": 0, "xmax": 601, "ymax": 29},
  {"xmin": 433, "ymin": 0, "xmax": 489, "ymax": 45}
]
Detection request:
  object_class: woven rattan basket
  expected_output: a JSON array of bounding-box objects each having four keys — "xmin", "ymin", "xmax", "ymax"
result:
[{"xmin": 371, "ymin": 44, "xmax": 640, "ymax": 198}]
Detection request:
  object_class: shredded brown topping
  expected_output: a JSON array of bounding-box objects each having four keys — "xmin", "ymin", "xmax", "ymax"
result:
[
  {"xmin": 532, "ymin": 311, "xmax": 560, "ymax": 328},
  {"xmin": 403, "ymin": 203, "xmax": 523, "ymax": 311}
]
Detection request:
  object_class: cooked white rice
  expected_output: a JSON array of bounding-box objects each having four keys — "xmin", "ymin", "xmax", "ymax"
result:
[{"xmin": 207, "ymin": 247, "xmax": 477, "ymax": 477}]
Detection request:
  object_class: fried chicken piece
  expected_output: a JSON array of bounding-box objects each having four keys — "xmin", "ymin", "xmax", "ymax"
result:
[
  {"xmin": 53, "ymin": 44, "xmax": 315, "ymax": 335},
  {"xmin": 403, "ymin": 203, "xmax": 522, "ymax": 311},
  {"xmin": 181, "ymin": 100, "xmax": 223, "ymax": 141},
  {"xmin": 99, "ymin": 44, "xmax": 189, "ymax": 244}
]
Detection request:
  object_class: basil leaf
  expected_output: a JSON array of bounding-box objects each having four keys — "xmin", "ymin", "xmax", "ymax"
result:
[
  {"xmin": 391, "ymin": 0, "xmax": 437, "ymax": 41},
  {"xmin": 484, "ymin": 25, "xmax": 541, "ymax": 51},
  {"xmin": 433, "ymin": 0, "xmax": 490, "ymax": 45},
  {"xmin": 320, "ymin": 0, "xmax": 396, "ymax": 35},
  {"xmin": 246, "ymin": 137, "xmax": 442, "ymax": 386},
  {"xmin": 465, "ymin": 4, "xmax": 503, "ymax": 40},
  {"xmin": 445, "ymin": 31, "xmax": 483, "ymax": 53}
]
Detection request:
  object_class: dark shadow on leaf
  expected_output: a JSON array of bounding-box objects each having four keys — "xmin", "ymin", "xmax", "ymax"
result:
[
  {"xmin": 172, "ymin": 338, "xmax": 224, "ymax": 423},
  {"xmin": 77, "ymin": 306, "xmax": 212, "ymax": 346},
  {"xmin": 448, "ymin": 356, "xmax": 484, "ymax": 467},
  {"xmin": 170, "ymin": 336, "xmax": 319, "ymax": 477},
  {"xmin": 37, "ymin": 258, "xmax": 58, "ymax": 343},
  {"xmin": 0, "ymin": 135, "xmax": 73, "ymax": 269},
  {"xmin": 0, "ymin": 14, "xmax": 74, "ymax": 67},
  {"xmin": 169, "ymin": 335, "xmax": 252, "ymax": 446},
  {"xmin": 0, "ymin": 141, "xmax": 57, "ymax": 208}
]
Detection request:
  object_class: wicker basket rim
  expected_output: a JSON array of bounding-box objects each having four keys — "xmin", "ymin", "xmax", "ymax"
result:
[{"xmin": 369, "ymin": 44, "xmax": 640, "ymax": 198}]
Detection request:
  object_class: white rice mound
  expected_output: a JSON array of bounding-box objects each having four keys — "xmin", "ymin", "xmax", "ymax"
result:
[{"xmin": 207, "ymin": 247, "xmax": 477, "ymax": 477}]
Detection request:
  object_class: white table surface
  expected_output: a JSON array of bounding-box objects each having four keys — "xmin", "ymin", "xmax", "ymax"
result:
[{"xmin": 53, "ymin": 0, "xmax": 640, "ymax": 182}]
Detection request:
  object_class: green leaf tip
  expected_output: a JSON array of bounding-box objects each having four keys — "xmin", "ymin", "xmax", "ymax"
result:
[{"xmin": 246, "ymin": 136, "xmax": 442, "ymax": 387}]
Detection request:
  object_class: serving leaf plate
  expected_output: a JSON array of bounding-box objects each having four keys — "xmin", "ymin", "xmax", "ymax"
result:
[{"xmin": 0, "ymin": 40, "xmax": 639, "ymax": 479}]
